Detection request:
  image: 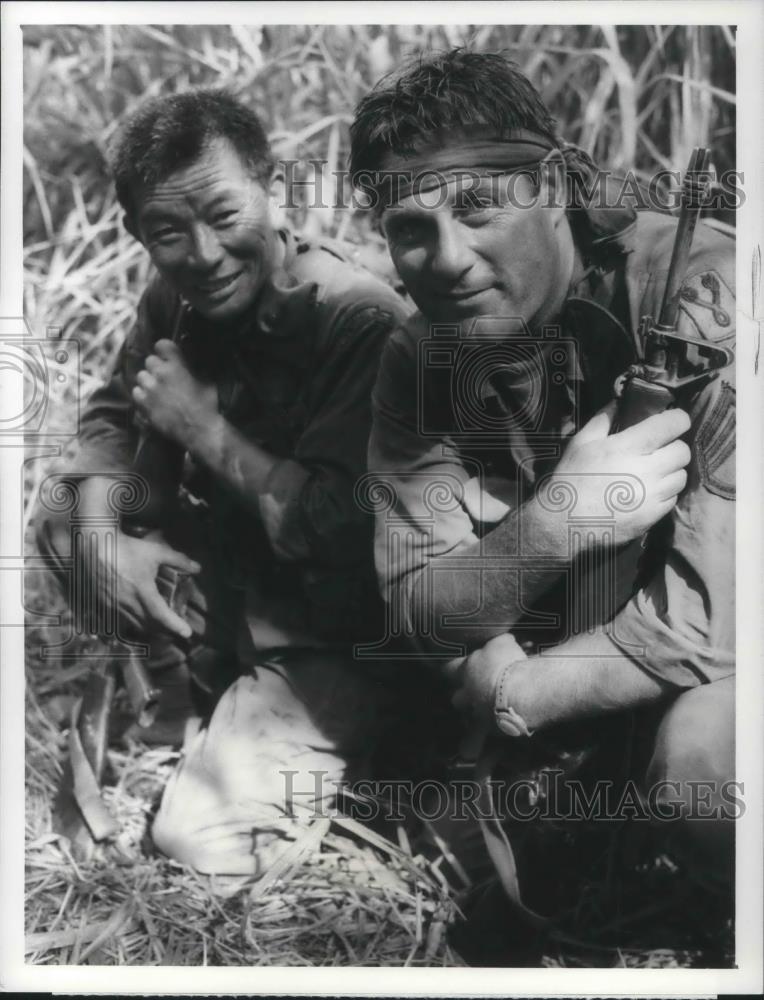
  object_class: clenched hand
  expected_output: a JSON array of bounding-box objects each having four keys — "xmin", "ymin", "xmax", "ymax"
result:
[
  {"xmin": 132, "ymin": 340, "xmax": 219, "ymax": 451},
  {"xmin": 540, "ymin": 401, "xmax": 691, "ymax": 542}
]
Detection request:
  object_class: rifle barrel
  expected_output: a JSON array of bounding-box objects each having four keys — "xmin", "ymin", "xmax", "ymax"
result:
[{"xmin": 658, "ymin": 147, "xmax": 710, "ymax": 330}]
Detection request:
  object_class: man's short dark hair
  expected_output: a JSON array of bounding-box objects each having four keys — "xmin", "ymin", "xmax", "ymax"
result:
[
  {"xmin": 110, "ymin": 89, "xmax": 275, "ymax": 218},
  {"xmin": 349, "ymin": 49, "xmax": 559, "ymax": 181}
]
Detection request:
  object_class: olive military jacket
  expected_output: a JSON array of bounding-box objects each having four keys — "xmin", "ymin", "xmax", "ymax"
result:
[
  {"xmin": 368, "ymin": 211, "xmax": 735, "ymax": 686},
  {"xmin": 52, "ymin": 232, "xmax": 410, "ymax": 648}
]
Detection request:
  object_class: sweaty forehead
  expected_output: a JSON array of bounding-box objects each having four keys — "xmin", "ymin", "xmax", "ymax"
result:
[{"xmin": 134, "ymin": 138, "xmax": 263, "ymax": 215}]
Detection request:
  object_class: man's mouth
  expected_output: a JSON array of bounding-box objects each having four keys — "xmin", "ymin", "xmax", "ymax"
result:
[
  {"xmin": 198, "ymin": 272, "xmax": 241, "ymax": 295},
  {"xmin": 439, "ymin": 287, "xmax": 489, "ymax": 302}
]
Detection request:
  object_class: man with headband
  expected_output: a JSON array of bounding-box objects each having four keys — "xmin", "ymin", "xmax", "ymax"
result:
[{"xmin": 351, "ymin": 51, "xmax": 736, "ymax": 911}]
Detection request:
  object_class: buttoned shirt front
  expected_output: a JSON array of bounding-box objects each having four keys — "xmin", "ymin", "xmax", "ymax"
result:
[
  {"xmin": 368, "ymin": 211, "xmax": 736, "ymax": 686},
  {"xmin": 56, "ymin": 231, "xmax": 410, "ymax": 650}
]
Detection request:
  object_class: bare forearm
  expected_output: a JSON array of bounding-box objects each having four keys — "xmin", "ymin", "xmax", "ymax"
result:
[
  {"xmin": 413, "ymin": 496, "xmax": 573, "ymax": 647},
  {"xmin": 188, "ymin": 413, "xmax": 281, "ymax": 512},
  {"xmin": 505, "ymin": 631, "xmax": 672, "ymax": 731},
  {"xmin": 187, "ymin": 413, "xmax": 319, "ymax": 560}
]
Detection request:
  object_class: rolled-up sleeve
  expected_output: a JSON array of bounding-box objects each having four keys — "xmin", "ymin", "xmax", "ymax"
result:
[
  {"xmin": 259, "ymin": 297, "xmax": 407, "ymax": 566},
  {"xmin": 607, "ymin": 363, "xmax": 736, "ymax": 686},
  {"xmin": 368, "ymin": 326, "xmax": 481, "ymax": 647}
]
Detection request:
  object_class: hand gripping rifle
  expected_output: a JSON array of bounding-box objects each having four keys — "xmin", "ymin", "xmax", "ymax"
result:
[
  {"xmin": 456, "ymin": 150, "xmax": 736, "ymax": 931},
  {"xmin": 612, "ymin": 147, "xmax": 733, "ymax": 431},
  {"xmin": 53, "ymin": 315, "xmax": 189, "ymax": 859}
]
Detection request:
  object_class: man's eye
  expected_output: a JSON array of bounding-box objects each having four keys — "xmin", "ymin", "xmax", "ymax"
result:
[
  {"xmin": 212, "ymin": 210, "xmax": 237, "ymax": 226},
  {"xmin": 454, "ymin": 201, "xmax": 497, "ymax": 221}
]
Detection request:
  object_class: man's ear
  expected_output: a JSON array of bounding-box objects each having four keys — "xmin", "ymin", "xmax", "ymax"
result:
[
  {"xmin": 267, "ymin": 170, "xmax": 287, "ymax": 230},
  {"xmin": 123, "ymin": 212, "xmax": 142, "ymax": 244},
  {"xmin": 538, "ymin": 149, "xmax": 567, "ymax": 226}
]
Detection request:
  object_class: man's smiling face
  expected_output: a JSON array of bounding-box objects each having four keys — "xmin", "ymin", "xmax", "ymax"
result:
[
  {"xmin": 130, "ymin": 137, "xmax": 281, "ymax": 322},
  {"xmin": 381, "ymin": 169, "xmax": 572, "ymax": 330}
]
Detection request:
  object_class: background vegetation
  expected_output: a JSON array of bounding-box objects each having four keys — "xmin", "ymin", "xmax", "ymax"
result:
[{"xmin": 23, "ymin": 23, "xmax": 735, "ymax": 968}]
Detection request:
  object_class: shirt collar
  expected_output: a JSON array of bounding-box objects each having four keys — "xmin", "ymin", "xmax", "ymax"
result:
[
  {"xmin": 249, "ymin": 231, "xmax": 313, "ymax": 335},
  {"xmin": 250, "ymin": 230, "xmax": 319, "ymax": 348},
  {"xmin": 182, "ymin": 230, "xmax": 320, "ymax": 368}
]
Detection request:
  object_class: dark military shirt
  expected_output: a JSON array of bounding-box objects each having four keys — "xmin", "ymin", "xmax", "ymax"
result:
[
  {"xmin": 66, "ymin": 231, "xmax": 410, "ymax": 649},
  {"xmin": 368, "ymin": 212, "xmax": 735, "ymax": 686}
]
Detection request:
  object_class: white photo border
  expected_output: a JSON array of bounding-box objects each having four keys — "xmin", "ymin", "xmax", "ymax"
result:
[{"xmin": 2, "ymin": 1, "xmax": 762, "ymax": 995}]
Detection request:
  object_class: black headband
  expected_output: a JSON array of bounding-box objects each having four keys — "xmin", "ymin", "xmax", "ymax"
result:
[
  {"xmin": 367, "ymin": 126, "xmax": 557, "ymax": 206},
  {"xmin": 360, "ymin": 124, "xmax": 637, "ymax": 258}
]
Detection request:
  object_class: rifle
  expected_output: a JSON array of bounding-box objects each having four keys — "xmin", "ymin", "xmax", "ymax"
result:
[
  {"xmin": 461, "ymin": 150, "xmax": 736, "ymax": 920},
  {"xmin": 52, "ymin": 645, "xmax": 162, "ymax": 856},
  {"xmin": 612, "ymin": 147, "xmax": 733, "ymax": 431},
  {"xmin": 53, "ymin": 314, "xmax": 189, "ymax": 859}
]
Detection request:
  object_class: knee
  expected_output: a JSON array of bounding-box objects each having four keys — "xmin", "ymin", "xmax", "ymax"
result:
[
  {"xmin": 150, "ymin": 745, "xmax": 260, "ymax": 876},
  {"xmin": 150, "ymin": 743, "xmax": 210, "ymax": 869},
  {"xmin": 151, "ymin": 804, "xmax": 199, "ymax": 868},
  {"xmin": 644, "ymin": 678, "xmax": 736, "ymax": 886},
  {"xmin": 645, "ymin": 677, "xmax": 735, "ymax": 805}
]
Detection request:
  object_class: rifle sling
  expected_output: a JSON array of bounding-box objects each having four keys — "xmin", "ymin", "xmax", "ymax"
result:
[{"xmin": 474, "ymin": 749, "xmax": 548, "ymax": 929}]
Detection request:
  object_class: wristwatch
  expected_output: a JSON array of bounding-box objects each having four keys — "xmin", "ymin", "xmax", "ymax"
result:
[{"xmin": 494, "ymin": 663, "xmax": 534, "ymax": 738}]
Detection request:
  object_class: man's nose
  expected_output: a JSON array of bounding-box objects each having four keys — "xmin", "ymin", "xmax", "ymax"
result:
[
  {"xmin": 189, "ymin": 224, "xmax": 224, "ymax": 270},
  {"xmin": 429, "ymin": 217, "xmax": 474, "ymax": 282}
]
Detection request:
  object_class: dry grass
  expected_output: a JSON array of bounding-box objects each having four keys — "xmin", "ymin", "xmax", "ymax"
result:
[
  {"xmin": 25, "ymin": 626, "xmax": 464, "ymax": 967},
  {"xmin": 26, "ymin": 615, "xmax": 734, "ymax": 969},
  {"xmin": 22, "ymin": 24, "xmax": 736, "ymax": 968},
  {"xmin": 21, "ymin": 23, "xmax": 736, "ymax": 515}
]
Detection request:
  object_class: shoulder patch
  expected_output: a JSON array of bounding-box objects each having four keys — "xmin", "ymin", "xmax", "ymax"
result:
[
  {"xmin": 333, "ymin": 304, "xmax": 396, "ymax": 355},
  {"xmin": 696, "ymin": 380, "xmax": 735, "ymax": 500},
  {"xmin": 678, "ymin": 269, "xmax": 735, "ymax": 342}
]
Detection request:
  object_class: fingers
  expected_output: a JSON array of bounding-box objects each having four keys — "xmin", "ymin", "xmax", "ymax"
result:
[
  {"xmin": 115, "ymin": 601, "xmax": 149, "ymax": 635},
  {"xmin": 572, "ymin": 400, "xmax": 617, "ymax": 445},
  {"xmin": 92, "ymin": 563, "xmax": 151, "ymax": 633},
  {"xmin": 461, "ymin": 477, "xmax": 510, "ymax": 523},
  {"xmin": 135, "ymin": 369, "xmax": 157, "ymax": 391},
  {"xmin": 96, "ymin": 578, "xmax": 147, "ymax": 633},
  {"xmin": 649, "ymin": 495, "xmax": 679, "ymax": 523},
  {"xmin": 614, "ymin": 406, "xmax": 691, "ymax": 454},
  {"xmin": 656, "ymin": 468, "xmax": 688, "ymax": 501},
  {"xmin": 153, "ymin": 542, "xmax": 201, "ymax": 575},
  {"xmin": 652, "ymin": 437, "xmax": 692, "ymax": 476},
  {"xmin": 153, "ymin": 339, "xmax": 180, "ymax": 360},
  {"xmin": 144, "ymin": 353, "xmax": 163, "ymax": 374},
  {"xmin": 139, "ymin": 583, "xmax": 193, "ymax": 639}
]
